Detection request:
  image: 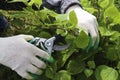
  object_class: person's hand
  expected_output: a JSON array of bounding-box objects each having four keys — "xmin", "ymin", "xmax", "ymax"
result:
[
  {"xmin": 0, "ymin": 34, "xmax": 53, "ymax": 79},
  {"xmin": 66, "ymin": 5, "xmax": 99, "ymax": 50}
]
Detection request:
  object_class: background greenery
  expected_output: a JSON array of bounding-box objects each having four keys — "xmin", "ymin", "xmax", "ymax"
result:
[{"xmin": 0, "ymin": 0, "xmax": 120, "ymax": 80}]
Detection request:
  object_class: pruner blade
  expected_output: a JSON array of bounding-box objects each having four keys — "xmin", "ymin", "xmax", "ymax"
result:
[
  {"xmin": 29, "ymin": 34, "xmax": 70, "ymax": 55},
  {"xmin": 53, "ymin": 43, "xmax": 70, "ymax": 51}
]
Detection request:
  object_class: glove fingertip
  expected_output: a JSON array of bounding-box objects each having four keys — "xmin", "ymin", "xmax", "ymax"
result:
[
  {"xmin": 39, "ymin": 55, "xmax": 54, "ymax": 63},
  {"xmin": 18, "ymin": 34, "xmax": 34, "ymax": 41},
  {"xmin": 48, "ymin": 56, "xmax": 54, "ymax": 63},
  {"xmin": 84, "ymin": 36, "xmax": 92, "ymax": 52},
  {"xmin": 28, "ymin": 72, "xmax": 39, "ymax": 80},
  {"xmin": 25, "ymin": 35, "xmax": 34, "ymax": 41},
  {"xmin": 93, "ymin": 38, "xmax": 99, "ymax": 50}
]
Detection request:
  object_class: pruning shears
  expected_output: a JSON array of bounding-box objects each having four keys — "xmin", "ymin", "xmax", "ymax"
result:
[
  {"xmin": 29, "ymin": 34, "xmax": 70, "ymax": 55},
  {"xmin": 28, "ymin": 35, "xmax": 70, "ymax": 79}
]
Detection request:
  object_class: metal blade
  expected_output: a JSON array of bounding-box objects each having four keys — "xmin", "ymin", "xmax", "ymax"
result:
[{"xmin": 53, "ymin": 43, "xmax": 70, "ymax": 51}]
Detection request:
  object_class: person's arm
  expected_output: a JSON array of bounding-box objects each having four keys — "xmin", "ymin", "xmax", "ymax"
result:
[
  {"xmin": 0, "ymin": 15, "xmax": 9, "ymax": 33},
  {"xmin": 42, "ymin": 0, "xmax": 99, "ymax": 49},
  {"xmin": 42, "ymin": 0, "xmax": 82, "ymax": 13}
]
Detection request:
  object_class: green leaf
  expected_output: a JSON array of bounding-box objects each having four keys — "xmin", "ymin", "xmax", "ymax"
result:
[
  {"xmin": 53, "ymin": 70, "xmax": 71, "ymax": 80},
  {"xmin": 105, "ymin": 47, "xmax": 118, "ymax": 61},
  {"xmin": 98, "ymin": 0, "xmax": 110, "ymax": 9},
  {"xmin": 117, "ymin": 61, "xmax": 120, "ymax": 70},
  {"xmin": 11, "ymin": 18, "xmax": 25, "ymax": 27},
  {"xmin": 87, "ymin": 61, "xmax": 96, "ymax": 69},
  {"xmin": 69, "ymin": 10, "xmax": 78, "ymax": 26},
  {"xmin": 39, "ymin": 8, "xmax": 57, "ymax": 22},
  {"xmin": 81, "ymin": 0, "xmax": 90, "ymax": 7},
  {"xmin": 7, "ymin": 0, "xmax": 28, "ymax": 3},
  {"xmin": 62, "ymin": 49, "xmax": 75, "ymax": 66},
  {"xmin": 104, "ymin": 38, "xmax": 120, "ymax": 61},
  {"xmin": 110, "ymin": 31, "xmax": 120, "ymax": 41},
  {"xmin": 84, "ymin": 68, "xmax": 93, "ymax": 78},
  {"xmin": 45, "ymin": 67, "xmax": 55, "ymax": 79},
  {"xmin": 104, "ymin": 0, "xmax": 120, "ymax": 24},
  {"xmin": 65, "ymin": 34, "xmax": 76, "ymax": 42},
  {"xmin": 75, "ymin": 73, "xmax": 88, "ymax": 80},
  {"xmin": 55, "ymin": 14, "xmax": 68, "ymax": 22},
  {"xmin": 85, "ymin": 7, "xmax": 98, "ymax": 14},
  {"xmin": 67, "ymin": 60, "xmax": 85, "ymax": 75},
  {"xmin": 28, "ymin": 0, "xmax": 42, "ymax": 8},
  {"xmin": 56, "ymin": 48, "xmax": 77, "ymax": 69},
  {"xmin": 95, "ymin": 65, "xmax": 118, "ymax": 80},
  {"xmin": 56, "ymin": 29, "xmax": 67, "ymax": 36},
  {"xmin": 111, "ymin": 24, "xmax": 120, "ymax": 32},
  {"xmin": 99, "ymin": 27, "xmax": 120, "ymax": 41},
  {"xmin": 45, "ymin": 61, "xmax": 57, "ymax": 79},
  {"xmin": 74, "ymin": 31, "xmax": 89, "ymax": 48},
  {"xmin": 115, "ymin": 0, "xmax": 120, "ymax": 11},
  {"xmin": 39, "ymin": 32, "xmax": 51, "ymax": 38},
  {"xmin": 81, "ymin": 0, "xmax": 97, "ymax": 14},
  {"xmin": 99, "ymin": 27, "xmax": 114, "ymax": 36}
]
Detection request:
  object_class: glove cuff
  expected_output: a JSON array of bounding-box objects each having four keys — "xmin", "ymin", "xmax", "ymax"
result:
[
  {"xmin": 65, "ymin": 5, "xmax": 83, "ymax": 14},
  {"xmin": 61, "ymin": 0, "xmax": 82, "ymax": 13}
]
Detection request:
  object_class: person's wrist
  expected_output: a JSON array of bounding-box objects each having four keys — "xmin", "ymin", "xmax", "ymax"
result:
[{"xmin": 65, "ymin": 5, "xmax": 83, "ymax": 13}]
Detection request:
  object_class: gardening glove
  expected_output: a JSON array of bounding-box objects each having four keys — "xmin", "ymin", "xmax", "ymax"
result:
[
  {"xmin": 0, "ymin": 34, "xmax": 53, "ymax": 79},
  {"xmin": 66, "ymin": 5, "xmax": 99, "ymax": 50}
]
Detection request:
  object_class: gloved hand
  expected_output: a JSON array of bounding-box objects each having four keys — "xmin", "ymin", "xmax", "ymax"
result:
[
  {"xmin": 0, "ymin": 34, "xmax": 53, "ymax": 79},
  {"xmin": 66, "ymin": 5, "xmax": 99, "ymax": 50}
]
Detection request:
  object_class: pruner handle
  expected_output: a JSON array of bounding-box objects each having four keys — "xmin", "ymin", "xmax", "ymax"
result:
[
  {"xmin": 29, "ymin": 39, "xmax": 35, "ymax": 44},
  {"xmin": 28, "ymin": 38, "xmax": 54, "ymax": 63}
]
